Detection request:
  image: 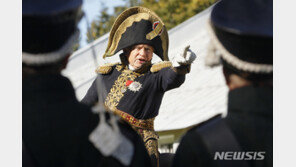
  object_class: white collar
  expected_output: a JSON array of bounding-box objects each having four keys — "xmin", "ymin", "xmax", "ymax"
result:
[{"xmin": 128, "ymin": 64, "xmax": 136, "ymax": 71}]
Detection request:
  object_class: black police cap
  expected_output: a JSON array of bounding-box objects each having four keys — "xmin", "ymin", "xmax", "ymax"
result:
[
  {"xmin": 211, "ymin": 0, "xmax": 272, "ymax": 37},
  {"xmin": 22, "ymin": 0, "xmax": 82, "ymax": 65},
  {"xmin": 208, "ymin": 0, "xmax": 273, "ymax": 75},
  {"xmin": 23, "ymin": 0, "xmax": 82, "ymax": 16}
]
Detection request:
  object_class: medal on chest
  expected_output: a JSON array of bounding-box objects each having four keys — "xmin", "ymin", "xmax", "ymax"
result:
[{"xmin": 125, "ymin": 80, "xmax": 142, "ymax": 92}]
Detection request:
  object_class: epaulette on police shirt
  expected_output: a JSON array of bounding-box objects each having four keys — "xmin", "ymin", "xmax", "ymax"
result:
[
  {"xmin": 95, "ymin": 63, "xmax": 120, "ymax": 74},
  {"xmin": 150, "ymin": 61, "xmax": 172, "ymax": 73}
]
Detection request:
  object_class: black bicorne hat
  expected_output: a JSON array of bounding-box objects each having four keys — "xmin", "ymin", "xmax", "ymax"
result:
[
  {"xmin": 103, "ymin": 7, "xmax": 169, "ymax": 61},
  {"xmin": 22, "ymin": 0, "xmax": 83, "ymax": 65},
  {"xmin": 208, "ymin": 0, "xmax": 273, "ymax": 74}
]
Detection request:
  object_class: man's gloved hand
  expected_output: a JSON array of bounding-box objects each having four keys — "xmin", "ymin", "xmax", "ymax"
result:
[{"xmin": 172, "ymin": 45, "xmax": 197, "ymax": 67}]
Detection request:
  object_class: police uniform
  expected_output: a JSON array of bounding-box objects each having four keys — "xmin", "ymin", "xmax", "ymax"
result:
[
  {"xmin": 23, "ymin": 74, "xmax": 152, "ymax": 167},
  {"xmin": 173, "ymin": 86, "xmax": 273, "ymax": 167},
  {"xmin": 173, "ymin": 0, "xmax": 273, "ymax": 167},
  {"xmin": 22, "ymin": 1, "xmax": 152, "ymax": 167},
  {"xmin": 81, "ymin": 7, "xmax": 195, "ymax": 167}
]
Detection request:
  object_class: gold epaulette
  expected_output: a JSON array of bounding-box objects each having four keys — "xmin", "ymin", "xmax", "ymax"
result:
[
  {"xmin": 95, "ymin": 63, "xmax": 120, "ymax": 74},
  {"xmin": 150, "ymin": 61, "xmax": 172, "ymax": 73}
]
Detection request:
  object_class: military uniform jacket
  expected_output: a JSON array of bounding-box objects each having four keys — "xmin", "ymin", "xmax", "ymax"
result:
[
  {"xmin": 82, "ymin": 62, "xmax": 186, "ymax": 122},
  {"xmin": 173, "ymin": 85, "xmax": 273, "ymax": 167},
  {"xmin": 82, "ymin": 62, "xmax": 186, "ymax": 167},
  {"xmin": 23, "ymin": 74, "xmax": 152, "ymax": 167}
]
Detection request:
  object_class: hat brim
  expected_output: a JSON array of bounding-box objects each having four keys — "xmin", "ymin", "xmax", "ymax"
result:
[{"xmin": 103, "ymin": 6, "xmax": 169, "ymax": 61}]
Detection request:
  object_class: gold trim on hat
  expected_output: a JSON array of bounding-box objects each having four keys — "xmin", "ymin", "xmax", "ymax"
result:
[
  {"xmin": 146, "ymin": 21, "xmax": 163, "ymax": 40},
  {"xmin": 103, "ymin": 6, "xmax": 169, "ymax": 61},
  {"xmin": 105, "ymin": 13, "xmax": 150, "ymax": 57}
]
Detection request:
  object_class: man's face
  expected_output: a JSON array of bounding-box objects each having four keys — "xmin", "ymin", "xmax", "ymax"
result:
[{"xmin": 126, "ymin": 44, "xmax": 154, "ymax": 69}]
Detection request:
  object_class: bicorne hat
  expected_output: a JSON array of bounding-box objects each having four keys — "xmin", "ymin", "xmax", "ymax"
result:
[{"xmin": 103, "ymin": 6, "xmax": 169, "ymax": 61}]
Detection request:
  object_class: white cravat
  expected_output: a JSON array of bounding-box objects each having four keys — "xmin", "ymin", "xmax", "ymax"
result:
[{"xmin": 128, "ymin": 64, "xmax": 136, "ymax": 71}]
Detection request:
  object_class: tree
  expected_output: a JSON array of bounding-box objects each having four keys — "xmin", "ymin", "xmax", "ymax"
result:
[
  {"xmin": 86, "ymin": 0, "xmax": 216, "ymax": 43},
  {"xmin": 141, "ymin": 0, "xmax": 216, "ymax": 29}
]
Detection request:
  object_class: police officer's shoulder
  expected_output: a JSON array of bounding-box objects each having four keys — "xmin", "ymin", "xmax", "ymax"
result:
[
  {"xmin": 150, "ymin": 61, "xmax": 172, "ymax": 73},
  {"xmin": 95, "ymin": 62, "xmax": 120, "ymax": 74},
  {"xmin": 186, "ymin": 114, "xmax": 223, "ymax": 137}
]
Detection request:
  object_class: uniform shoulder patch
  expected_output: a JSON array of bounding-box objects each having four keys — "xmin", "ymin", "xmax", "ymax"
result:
[
  {"xmin": 150, "ymin": 61, "xmax": 172, "ymax": 73},
  {"xmin": 95, "ymin": 63, "xmax": 120, "ymax": 74}
]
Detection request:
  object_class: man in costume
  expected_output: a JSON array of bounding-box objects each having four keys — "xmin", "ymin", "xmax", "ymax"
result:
[
  {"xmin": 81, "ymin": 6, "xmax": 196, "ymax": 167},
  {"xmin": 22, "ymin": 1, "xmax": 152, "ymax": 166},
  {"xmin": 173, "ymin": 0, "xmax": 273, "ymax": 166}
]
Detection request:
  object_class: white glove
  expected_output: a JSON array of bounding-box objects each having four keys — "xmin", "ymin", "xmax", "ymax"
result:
[{"xmin": 172, "ymin": 45, "xmax": 197, "ymax": 67}]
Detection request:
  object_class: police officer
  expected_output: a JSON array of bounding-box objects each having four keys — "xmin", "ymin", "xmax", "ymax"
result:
[
  {"xmin": 81, "ymin": 6, "xmax": 197, "ymax": 167},
  {"xmin": 22, "ymin": 0, "xmax": 152, "ymax": 166},
  {"xmin": 173, "ymin": 0, "xmax": 273, "ymax": 167}
]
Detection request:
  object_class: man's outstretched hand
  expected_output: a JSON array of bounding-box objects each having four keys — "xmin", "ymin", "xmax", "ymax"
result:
[{"xmin": 172, "ymin": 45, "xmax": 197, "ymax": 67}]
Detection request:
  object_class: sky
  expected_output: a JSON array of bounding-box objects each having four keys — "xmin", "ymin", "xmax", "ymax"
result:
[{"xmin": 78, "ymin": 0, "xmax": 126, "ymax": 48}]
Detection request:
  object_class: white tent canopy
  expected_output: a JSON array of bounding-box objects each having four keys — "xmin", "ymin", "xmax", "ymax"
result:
[{"xmin": 62, "ymin": 6, "xmax": 228, "ymax": 132}]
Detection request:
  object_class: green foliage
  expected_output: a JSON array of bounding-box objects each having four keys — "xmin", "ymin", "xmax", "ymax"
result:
[
  {"xmin": 141, "ymin": 0, "xmax": 216, "ymax": 30},
  {"xmin": 86, "ymin": 0, "xmax": 216, "ymax": 43}
]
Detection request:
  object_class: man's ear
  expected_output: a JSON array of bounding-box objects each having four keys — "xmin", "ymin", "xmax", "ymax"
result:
[
  {"xmin": 222, "ymin": 66, "xmax": 231, "ymax": 88},
  {"xmin": 61, "ymin": 54, "xmax": 71, "ymax": 70},
  {"xmin": 223, "ymin": 66, "xmax": 252, "ymax": 90}
]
